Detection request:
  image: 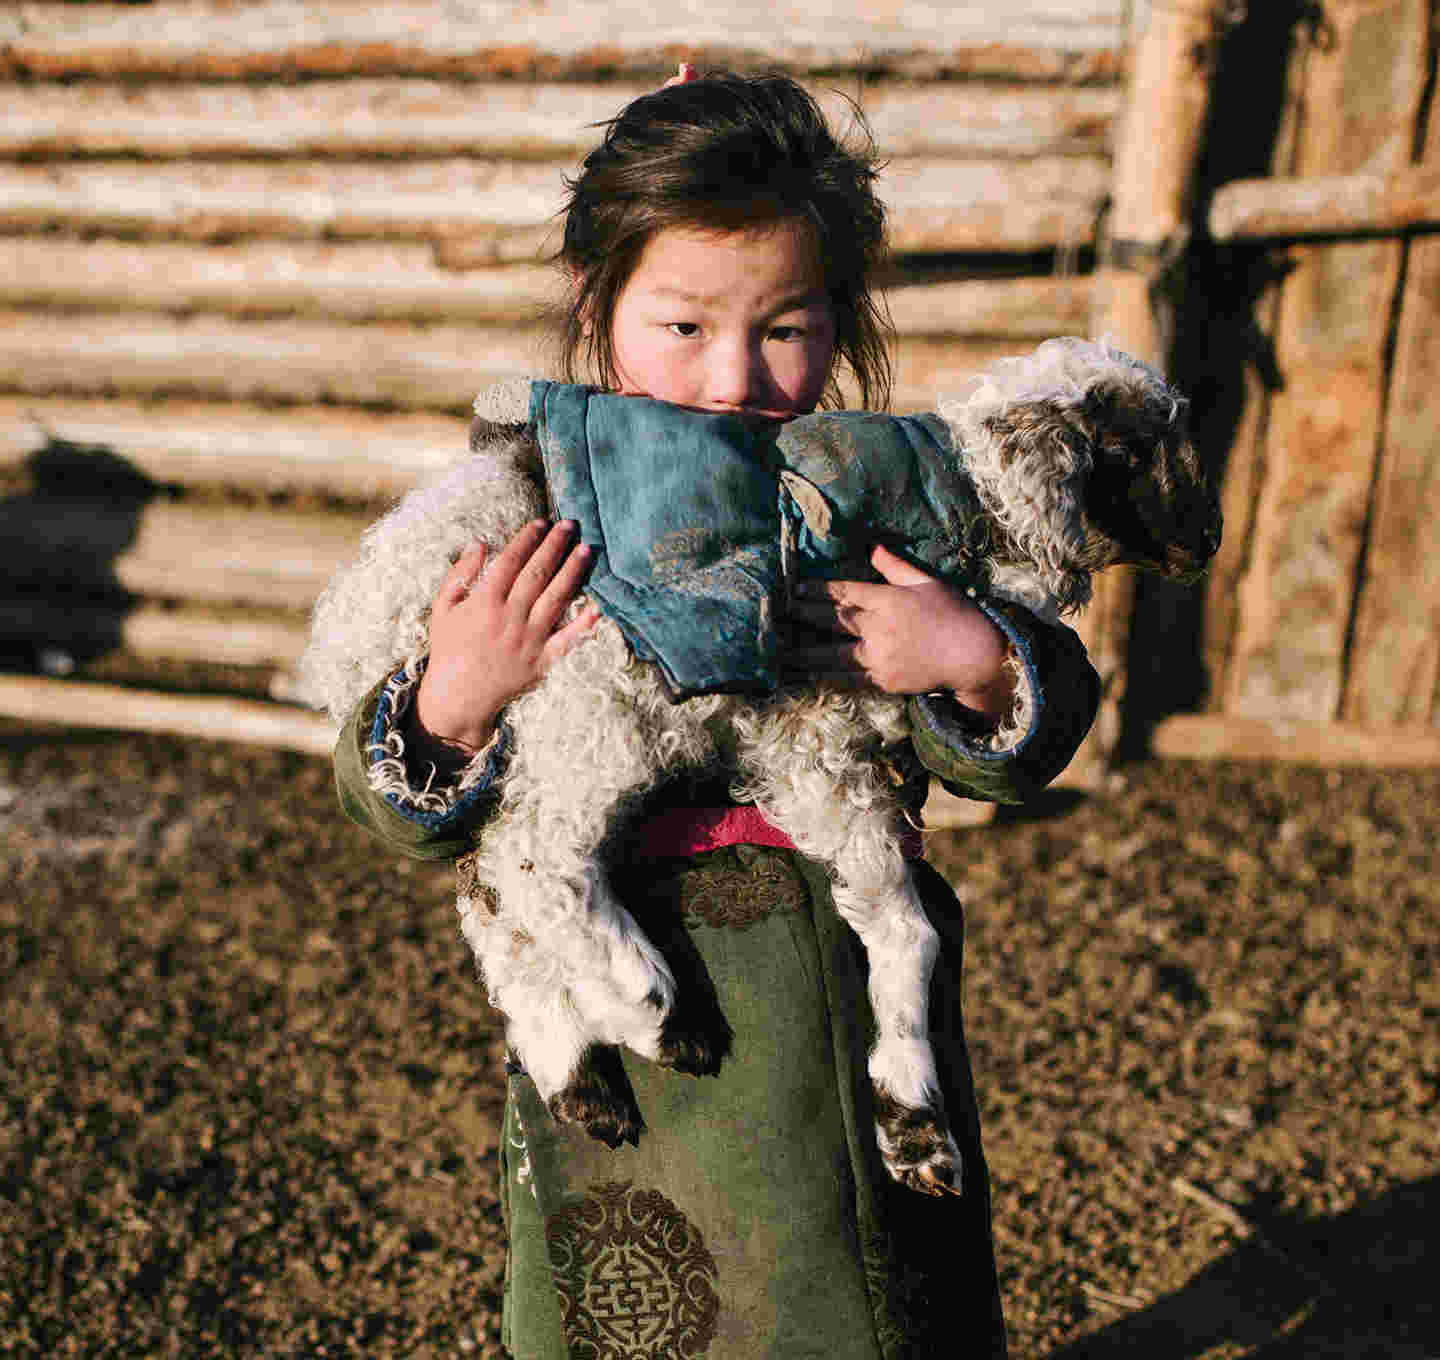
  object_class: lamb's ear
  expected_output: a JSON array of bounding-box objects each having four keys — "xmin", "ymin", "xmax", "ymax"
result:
[{"xmin": 953, "ymin": 397, "xmax": 1093, "ymax": 612}]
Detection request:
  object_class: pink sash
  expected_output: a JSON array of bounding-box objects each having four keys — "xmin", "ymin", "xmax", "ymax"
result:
[{"xmin": 628, "ymin": 805, "xmax": 924, "ymax": 861}]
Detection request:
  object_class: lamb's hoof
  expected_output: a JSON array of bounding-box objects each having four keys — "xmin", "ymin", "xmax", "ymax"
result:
[
  {"xmin": 548, "ymin": 1045, "xmax": 645, "ymax": 1149},
  {"xmin": 655, "ymin": 990, "xmax": 733, "ymax": 1077},
  {"xmin": 873, "ymin": 1090, "xmax": 964, "ymax": 1199}
]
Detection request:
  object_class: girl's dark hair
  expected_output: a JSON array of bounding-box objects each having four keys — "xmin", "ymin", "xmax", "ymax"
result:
[{"xmin": 557, "ymin": 72, "xmax": 893, "ymax": 411}]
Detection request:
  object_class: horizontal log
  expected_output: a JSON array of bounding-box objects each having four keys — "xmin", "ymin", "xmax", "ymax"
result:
[
  {"xmin": 1209, "ymin": 164, "xmax": 1440, "ymax": 241},
  {"xmin": 0, "ymin": 154, "xmax": 1110, "ymax": 255},
  {"xmin": 0, "ymin": 239, "xmax": 561, "ymax": 323},
  {"xmin": 0, "ymin": 1, "xmax": 1125, "ymax": 83},
  {"xmin": 0, "ymin": 396, "xmax": 467, "ymax": 498},
  {"xmin": 0, "ymin": 308, "xmax": 1028, "ymax": 413},
  {"xmin": 0, "ymin": 309, "xmax": 547, "ymax": 411},
  {"xmin": 1151, "ymin": 714, "xmax": 1440, "ymax": 768},
  {"xmin": 0, "ymin": 159, "xmax": 561, "ymax": 243},
  {"xmin": 0, "ymin": 238, "xmax": 1094, "ymax": 335},
  {"xmin": 884, "ymin": 275, "xmax": 1093, "ymax": 338},
  {"xmin": 0, "ymin": 596, "xmax": 308, "ymax": 669},
  {"xmin": 0, "ymin": 673, "xmax": 336, "ymax": 755},
  {"xmin": 888, "ymin": 338, "xmax": 1047, "ymax": 413},
  {"xmin": 0, "ymin": 79, "xmax": 1119, "ymax": 161},
  {"xmin": 0, "ymin": 492, "xmax": 367, "ymax": 611}
]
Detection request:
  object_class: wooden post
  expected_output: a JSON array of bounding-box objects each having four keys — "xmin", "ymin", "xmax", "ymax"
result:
[
  {"xmin": 1340, "ymin": 94, "xmax": 1440, "ymax": 725},
  {"xmin": 1223, "ymin": 0, "xmax": 1432, "ymax": 721},
  {"xmin": 1080, "ymin": 0, "xmax": 1230, "ymax": 784}
]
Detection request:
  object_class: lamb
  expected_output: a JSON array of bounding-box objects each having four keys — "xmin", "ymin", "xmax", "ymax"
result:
[{"xmin": 301, "ymin": 337, "xmax": 1222, "ymax": 1197}]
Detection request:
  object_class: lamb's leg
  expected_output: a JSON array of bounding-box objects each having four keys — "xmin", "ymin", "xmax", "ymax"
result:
[
  {"xmin": 842, "ymin": 870, "xmax": 964, "ymax": 1197},
  {"xmin": 457, "ymin": 857, "xmax": 658, "ymax": 1144},
  {"xmin": 746, "ymin": 714, "xmax": 964, "ymax": 1196},
  {"xmin": 463, "ymin": 854, "xmax": 669, "ymax": 1144},
  {"xmin": 510, "ymin": 865, "xmax": 732, "ymax": 1077},
  {"xmin": 468, "ymin": 825, "xmax": 727, "ymax": 1145},
  {"xmin": 549, "ymin": 1044, "xmax": 645, "ymax": 1149},
  {"xmin": 591, "ymin": 866, "xmax": 735, "ymax": 1078}
]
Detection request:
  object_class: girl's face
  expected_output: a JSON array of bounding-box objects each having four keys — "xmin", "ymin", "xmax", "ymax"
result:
[{"xmin": 608, "ymin": 220, "xmax": 837, "ymax": 421}]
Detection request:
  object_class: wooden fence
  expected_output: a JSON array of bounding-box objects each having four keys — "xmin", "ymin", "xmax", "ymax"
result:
[{"xmin": 1, "ymin": 0, "xmax": 1437, "ymax": 772}]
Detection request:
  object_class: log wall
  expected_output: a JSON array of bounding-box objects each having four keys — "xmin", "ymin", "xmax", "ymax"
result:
[
  {"xmin": 6, "ymin": 1, "xmax": 1434, "ymax": 773},
  {"xmin": 0, "ymin": 0, "xmax": 1126, "ymax": 777}
]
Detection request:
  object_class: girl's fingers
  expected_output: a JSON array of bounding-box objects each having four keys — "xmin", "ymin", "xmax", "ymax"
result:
[
  {"xmin": 437, "ymin": 543, "xmax": 489, "ymax": 608},
  {"xmin": 783, "ymin": 640, "xmax": 866, "ymax": 677},
  {"xmin": 481, "ymin": 519, "xmax": 556, "ymax": 601},
  {"xmin": 528, "ymin": 540, "xmax": 595, "ymax": 634},
  {"xmin": 789, "ymin": 595, "xmax": 867, "ymax": 637},
  {"xmin": 868, "ymin": 543, "xmax": 935, "ymax": 586},
  {"xmin": 543, "ymin": 600, "xmax": 604, "ymax": 662},
  {"xmin": 505, "ymin": 520, "xmax": 583, "ymax": 615}
]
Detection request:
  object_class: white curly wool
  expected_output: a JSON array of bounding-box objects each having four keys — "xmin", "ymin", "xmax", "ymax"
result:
[
  {"xmin": 297, "ymin": 443, "xmax": 545, "ymax": 725},
  {"xmin": 303, "ymin": 341, "xmax": 1210, "ymax": 1196}
]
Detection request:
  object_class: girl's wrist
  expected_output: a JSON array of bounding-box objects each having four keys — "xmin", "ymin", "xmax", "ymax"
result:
[
  {"xmin": 940, "ymin": 604, "xmax": 1015, "ymax": 720},
  {"xmin": 948, "ymin": 667, "xmax": 1016, "ymax": 724},
  {"xmin": 413, "ymin": 673, "xmax": 505, "ymax": 760},
  {"xmin": 402, "ymin": 704, "xmax": 497, "ymax": 784}
]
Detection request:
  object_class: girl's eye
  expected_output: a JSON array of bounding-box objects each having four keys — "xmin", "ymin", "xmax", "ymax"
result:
[
  {"xmin": 666, "ymin": 322, "xmax": 701, "ymax": 337},
  {"xmin": 769, "ymin": 325, "xmax": 806, "ymax": 342}
]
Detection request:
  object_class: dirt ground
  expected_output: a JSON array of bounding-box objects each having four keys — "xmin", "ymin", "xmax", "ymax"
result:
[{"xmin": 1, "ymin": 718, "xmax": 1436, "ymax": 1358}]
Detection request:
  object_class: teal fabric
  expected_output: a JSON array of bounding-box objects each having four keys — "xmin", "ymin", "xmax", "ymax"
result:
[
  {"xmin": 531, "ymin": 381, "xmax": 785, "ymax": 695},
  {"xmin": 530, "ymin": 382, "xmax": 991, "ymax": 699}
]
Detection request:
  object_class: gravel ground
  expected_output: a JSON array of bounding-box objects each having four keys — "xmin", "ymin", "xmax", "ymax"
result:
[{"xmin": 1, "ymin": 720, "xmax": 1436, "ymax": 1358}]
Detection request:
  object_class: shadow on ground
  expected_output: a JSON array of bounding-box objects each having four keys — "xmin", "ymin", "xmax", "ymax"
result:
[{"xmin": 1050, "ymin": 1175, "xmax": 1439, "ymax": 1358}]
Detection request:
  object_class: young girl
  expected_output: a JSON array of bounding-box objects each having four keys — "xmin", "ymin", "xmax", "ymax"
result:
[{"xmin": 305, "ymin": 70, "xmax": 1098, "ymax": 1358}]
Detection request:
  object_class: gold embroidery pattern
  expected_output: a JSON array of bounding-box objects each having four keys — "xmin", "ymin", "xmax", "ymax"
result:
[
  {"xmin": 669, "ymin": 854, "xmax": 808, "ymax": 930},
  {"xmin": 546, "ymin": 1181, "xmax": 720, "ymax": 1358}
]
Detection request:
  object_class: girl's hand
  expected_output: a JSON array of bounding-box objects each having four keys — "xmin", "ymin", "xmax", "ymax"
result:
[
  {"xmin": 414, "ymin": 519, "xmax": 601, "ymax": 755},
  {"xmin": 785, "ymin": 544, "xmax": 1015, "ymax": 720}
]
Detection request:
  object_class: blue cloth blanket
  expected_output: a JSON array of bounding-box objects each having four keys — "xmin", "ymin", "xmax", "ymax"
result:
[{"xmin": 530, "ymin": 380, "xmax": 995, "ymax": 699}]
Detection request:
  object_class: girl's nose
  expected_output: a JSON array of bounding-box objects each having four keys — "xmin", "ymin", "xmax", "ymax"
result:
[{"xmin": 705, "ymin": 338, "xmax": 764, "ymax": 409}]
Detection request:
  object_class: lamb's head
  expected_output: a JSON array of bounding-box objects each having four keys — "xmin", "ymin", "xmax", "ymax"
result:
[{"xmin": 943, "ymin": 337, "xmax": 1222, "ymax": 615}]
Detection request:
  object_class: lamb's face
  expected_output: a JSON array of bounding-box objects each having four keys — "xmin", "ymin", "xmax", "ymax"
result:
[{"xmin": 1069, "ymin": 372, "xmax": 1222, "ymax": 582}]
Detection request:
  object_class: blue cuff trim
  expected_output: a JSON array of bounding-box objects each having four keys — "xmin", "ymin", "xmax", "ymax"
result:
[{"xmin": 367, "ymin": 666, "xmax": 511, "ymax": 831}]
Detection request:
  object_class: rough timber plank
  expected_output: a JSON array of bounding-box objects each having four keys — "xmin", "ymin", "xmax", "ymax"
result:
[
  {"xmin": 883, "ymin": 277, "xmax": 1093, "ymax": 339},
  {"xmin": 1223, "ymin": 0, "xmax": 1430, "ymax": 722},
  {"xmin": 0, "ymin": 308, "xmax": 1013, "ymax": 415},
  {"xmin": 1078, "ymin": 0, "xmax": 1225, "ymax": 780},
  {"xmin": 0, "ymin": 674, "xmax": 335, "ymax": 755},
  {"xmin": 0, "ymin": 495, "xmax": 366, "ymax": 611},
  {"xmin": 0, "ymin": 238, "xmax": 1093, "ymax": 337},
  {"xmin": 887, "ymin": 338, "xmax": 1035, "ymax": 414},
  {"xmin": 1341, "ymin": 97, "xmax": 1440, "ymax": 725},
  {"xmin": 0, "ymin": 159, "xmax": 564, "ymax": 243},
  {"xmin": 0, "ymin": 155, "xmax": 1109, "ymax": 256},
  {"xmin": 1151, "ymin": 713, "xmax": 1440, "ymax": 766},
  {"xmin": 1210, "ymin": 163, "xmax": 1440, "ymax": 241},
  {"xmin": 0, "ymin": 2, "xmax": 1126, "ymax": 83},
  {"xmin": 0, "ymin": 239, "xmax": 562, "ymax": 324},
  {"xmin": 0, "ymin": 396, "xmax": 467, "ymax": 499},
  {"xmin": 1194, "ymin": 17, "xmax": 1310, "ymax": 713},
  {"xmin": 1200, "ymin": 344, "xmax": 1277, "ymax": 714},
  {"xmin": 0, "ymin": 79, "xmax": 1119, "ymax": 161},
  {"xmin": 0, "ymin": 309, "xmax": 548, "ymax": 411},
  {"xmin": 0, "ymin": 597, "xmax": 309, "ymax": 671},
  {"xmin": 1224, "ymin": 242, "xmax": 1404, "ymax": 720}
]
